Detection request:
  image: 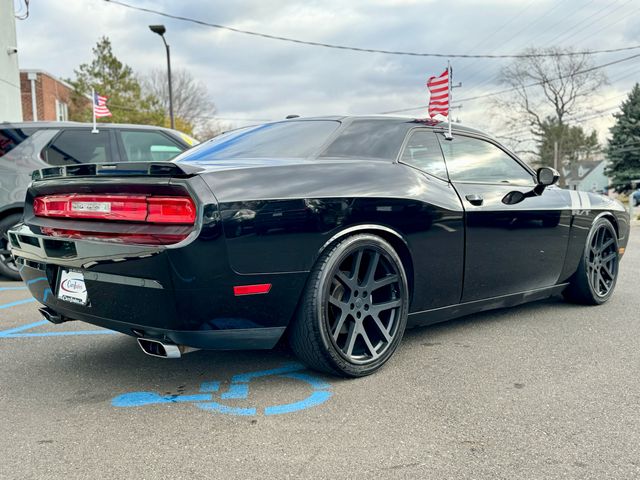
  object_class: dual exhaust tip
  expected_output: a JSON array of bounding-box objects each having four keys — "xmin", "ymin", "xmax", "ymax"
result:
[{"xmin": 136, "ymin": 338, "xmax": 198, "ymax": 359}]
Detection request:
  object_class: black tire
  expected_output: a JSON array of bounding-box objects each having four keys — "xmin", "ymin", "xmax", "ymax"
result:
[
  {"xmin": 563, "ymin": 217, "xmax": 619, "ymax": 305},
  {"xmin": 0, "ymin": 213, "xmax": 22, "ymax": 281},
  {"xmin": 289, "ymin": 234, "xmax": 409, "ymax": 377}
]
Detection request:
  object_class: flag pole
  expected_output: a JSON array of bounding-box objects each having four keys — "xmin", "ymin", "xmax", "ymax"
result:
[
  {"xmin": 91, "ymin": 88, "xmax": 98, "ymax": 134},
  {"xmin": 447, "ymin": 59, "xmax": 452, "ymax": 139}
]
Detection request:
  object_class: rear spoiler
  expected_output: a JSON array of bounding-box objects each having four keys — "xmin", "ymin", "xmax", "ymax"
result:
[{"xmin": 31, "ymin": 162, "xmax": 204, "ymax": 182}]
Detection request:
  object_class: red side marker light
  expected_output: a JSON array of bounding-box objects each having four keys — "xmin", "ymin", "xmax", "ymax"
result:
[{"xmin": 233, "ymin": 284, "xmax": 272, "ymax": 296}]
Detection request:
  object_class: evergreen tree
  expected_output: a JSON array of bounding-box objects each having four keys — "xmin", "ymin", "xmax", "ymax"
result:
[
  {"xmin": 605, "ymin": 83, "xmax": 640, "ymax": 190},
  {"xmin": 68, "ymin": 37, "xmax": 165, "ymax": 125},
  {"xmin": 535, "ymin": 118, "xmax": 599, "ymax": 169}
]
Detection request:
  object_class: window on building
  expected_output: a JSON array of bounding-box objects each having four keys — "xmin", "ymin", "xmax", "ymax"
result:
[
  {"xmin": 119, "ymin": 130, "xmax": 185, "ymax": 162},
  {"xmin": 55, "ymin": 100, "xmax": 69, "ymax": 122},
  {"xmin": 43, "ymin": 129, "xmax": 112, "ymax": 166}
]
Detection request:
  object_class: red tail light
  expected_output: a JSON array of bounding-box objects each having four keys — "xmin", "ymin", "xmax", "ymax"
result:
[{"xmin": 33, "ymin": 194, "xmax": 196, "ymax": 225}]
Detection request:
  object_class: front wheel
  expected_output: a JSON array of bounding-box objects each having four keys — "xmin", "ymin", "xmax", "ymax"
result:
[
  {"xmin": 290, "ymin": 234, "xmax": 409, "ymax": 377},
  {"xmin": 563, "ymin": 217, "xmax": 619, "ymax": 305},
  {"xmin": 0, "ymin": 213, "xmax": 22, "ymax": 281}
]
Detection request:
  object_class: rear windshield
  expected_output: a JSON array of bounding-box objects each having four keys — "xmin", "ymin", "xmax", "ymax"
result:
[{"xmin": 175, "ymin": 120, "xmax": 340, "ymax": 163}]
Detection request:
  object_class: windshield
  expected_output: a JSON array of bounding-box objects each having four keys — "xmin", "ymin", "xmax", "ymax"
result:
[{"xmin": 175, "ymin": 120, "xmax": 340, "ymax": 163}]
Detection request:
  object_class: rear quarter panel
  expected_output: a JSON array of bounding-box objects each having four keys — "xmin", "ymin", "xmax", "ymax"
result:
[{"xmin": 202, "ymin": 159, "xmax": 465, "ymax": 312}]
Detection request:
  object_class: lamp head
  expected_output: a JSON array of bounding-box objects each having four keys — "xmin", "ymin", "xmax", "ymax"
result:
[{"xmin": 149, "ymin": 25, "xmax": 166, "ymax": 36}]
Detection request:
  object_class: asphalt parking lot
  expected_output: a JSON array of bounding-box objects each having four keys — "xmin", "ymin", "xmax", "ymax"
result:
[{"xmin": 1, "ymin": 228, "xmax": 638, "ymax": 480}]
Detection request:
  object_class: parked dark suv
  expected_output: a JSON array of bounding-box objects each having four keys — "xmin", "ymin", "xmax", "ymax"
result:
[{"xmin": 0, "ymin": 122, "xmax": 197, "ymax": 279}]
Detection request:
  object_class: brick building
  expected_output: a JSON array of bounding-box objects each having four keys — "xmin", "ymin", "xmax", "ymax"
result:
[{"xmin": 19, "ymin": 69, "xmax": 89, "ymax": 122}]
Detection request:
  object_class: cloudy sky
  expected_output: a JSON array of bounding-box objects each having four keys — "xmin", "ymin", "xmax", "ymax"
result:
[{"xmin": 13, "ymin": 0, "xmax": 640, "ymax": 144}]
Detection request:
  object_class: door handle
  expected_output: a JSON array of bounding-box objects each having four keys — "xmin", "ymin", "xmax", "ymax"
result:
[{"xmin": 465, "ymin": 194, "xmax": 483, "ymax": 206}]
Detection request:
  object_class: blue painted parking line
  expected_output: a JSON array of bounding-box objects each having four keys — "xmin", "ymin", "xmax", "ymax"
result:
[
  {"xmin": 0, "ymin": 320, "xmax": 49, "ymax": 338},
  {"xmin": 6, "ymin": 329, "xmax": 118, "ymax": 338},
  {"xmin": 0, "ymin": 298, "xmax": 36, "ymax": 310},
  {"xmin": 0, "ymin": 319, "xmax": 118, "ymax": 338},
  {"xmin": 112, "ymin": 362, "xmax": 333, "ymax": 416},
  {"xmin": 0, "ymin": 286, "xmax": 28, "ymax": 292}
]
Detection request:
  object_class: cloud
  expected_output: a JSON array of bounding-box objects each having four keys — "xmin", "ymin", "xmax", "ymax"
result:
[{"xmin": 14, "ymin": 0, "xmax": 640, "ymax": 140}]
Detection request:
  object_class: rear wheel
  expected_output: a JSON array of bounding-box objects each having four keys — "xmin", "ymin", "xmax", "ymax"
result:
[
  {"xmin": 563, "ymin": 217, "xmax": 619, "ymax": 305},
  {"xmin": 290, "ymin": 234, "xmax": 409, "ymax": 377},
  {"xmin": 0, "ymin": 213, "xmax": 22, "ymax": 281}
]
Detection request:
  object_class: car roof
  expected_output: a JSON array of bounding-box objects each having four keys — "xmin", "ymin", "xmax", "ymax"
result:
[
  {"xmin": 0, "ymin": 121, "xmax": 183, "ymax": 135},
  {"xmin": 277, "ymin": 115, "xmax": 490, "ymax": 137}
]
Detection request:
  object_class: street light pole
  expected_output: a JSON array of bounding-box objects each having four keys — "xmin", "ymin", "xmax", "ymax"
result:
[{"xmin": 149, "ymin": 25, "xmax": 174, "ymax": 129}]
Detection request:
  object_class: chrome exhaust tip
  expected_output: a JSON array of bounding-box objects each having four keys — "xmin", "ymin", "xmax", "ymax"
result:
[
  {"xmin": 39, "ymin": 306, "xmax": 67, "ymax": 325},
  {"xmin": 136, "ymin": 338, "xmax": 198, "ymax": 359}
]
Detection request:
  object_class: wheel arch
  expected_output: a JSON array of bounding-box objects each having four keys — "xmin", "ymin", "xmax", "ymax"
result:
[
  {"xmin": 314, "ymin": 224, "xmax": 415, "ymax": 303},
  {"xmin": 596, "ymin": 211, "xmax": 619, "ymax": 238},
  {"xmin": 0, "ymin": 203, "xmax": 24, "ymax": 221}
]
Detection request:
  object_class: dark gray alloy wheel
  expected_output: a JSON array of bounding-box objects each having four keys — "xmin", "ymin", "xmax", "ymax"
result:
[
  {"xmin": 564, "ymin": 217, "xmax": 619, "ymax": 305},
  {"xmin": 0, "ymin": 213, "xmax": 22, "ymax": 281},
  {"xmin": 290, "ymin": 234, "xmax": 409, "ymax": 377}
]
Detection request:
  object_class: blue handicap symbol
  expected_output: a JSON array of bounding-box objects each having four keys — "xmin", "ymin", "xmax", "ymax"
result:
[{"xmin": 111, "ymin": 362, "xmax": 332, "ymax": 416}]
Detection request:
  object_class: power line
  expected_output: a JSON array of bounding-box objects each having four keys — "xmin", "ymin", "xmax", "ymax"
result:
[
  {"xmin": 492, "ymin": 88, "xmax": 635, "ymax": 139},
  {"xmin": 456, "ymin": 0, "xmax": 580, "ymax": 98},
  {"xmin": 102, "ymin": 0, "xmax": 640, "ymax": 59},
  {"xmin": 378, "ymin": 52, "xmax": 640, "ymax": 114},
  {"xmin": 543, "ymin": 0, "xmax": 631, "ymax": 47},
  {"xmin": 552, "ymin": 0, "xmax": 638, "ymax": 47}
]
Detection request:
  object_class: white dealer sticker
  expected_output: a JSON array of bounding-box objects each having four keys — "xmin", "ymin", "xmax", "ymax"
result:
[{"xmin": 57, "ymin": 270, "xmax": 88, "ymax": 305}]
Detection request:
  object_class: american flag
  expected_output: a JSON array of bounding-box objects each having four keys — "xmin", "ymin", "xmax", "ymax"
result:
[
  {"xmin": 426, "ymin": 69, "xmax": 450, "ymax": 119},
  {"xmin": 93, "ymin": 92, "xmax": 112, "ymax": 118}
]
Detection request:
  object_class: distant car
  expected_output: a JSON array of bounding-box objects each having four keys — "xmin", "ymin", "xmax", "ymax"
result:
[
  {"xmin": 8, "ymin": 116, "xmax": 630, "ymax": 377},
  {"xmin": 0, "ymin": 121, "xmax": 197, "ymax": 279}
]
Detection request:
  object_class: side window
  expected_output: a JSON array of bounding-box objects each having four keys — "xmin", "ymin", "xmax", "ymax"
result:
[
  {"xmin": 120, "ymin": 130, "xmax": 183, "ymax": 162},
  {"xmin": 0, "ymin": 128, "xmax": 37, "ymax": 159},
  {"xmin": 400, "ymin": 130, "xmax": 448, "ymax": 179},
  {"xmin": 439, "ymin": 135, "xmax": 533, "ymax": 185},
  {"xmin": 43, "ymin": 130, "xmax": 112, "ymax": 166}
]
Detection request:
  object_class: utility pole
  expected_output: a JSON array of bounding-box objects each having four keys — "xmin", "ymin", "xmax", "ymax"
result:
[{"xmin": 553, "ymin": 141, "xmax": 561, "ymax": 186}]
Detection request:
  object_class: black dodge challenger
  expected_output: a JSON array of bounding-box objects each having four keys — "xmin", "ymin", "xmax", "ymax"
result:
[{"xmin": 9, "ymin": 117, "xmax": 630, "ymax": 377}]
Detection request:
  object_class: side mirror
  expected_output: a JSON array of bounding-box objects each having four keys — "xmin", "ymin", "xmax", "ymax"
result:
[
  {"xmin": 536, "ymin": 167, "xmax": 560, "ymax": 187},
  {"xmin": 502, "ymin": 167, "xmax": 560, "ymax": 205}
]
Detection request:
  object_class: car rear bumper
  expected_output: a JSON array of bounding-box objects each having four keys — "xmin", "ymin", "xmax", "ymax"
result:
[{"xmin": 9, "ymin": 223, "xmax": 306, "ymax": 350}]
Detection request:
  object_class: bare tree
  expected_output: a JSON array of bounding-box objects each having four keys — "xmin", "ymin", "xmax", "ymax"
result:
[
  {"xmin": 494, "ymin": 47, "xmax": 607, "ymax": 165},
  {"xmin": 143, "ymin": 68, "xmax": 217, "ymax": 132},
  {"xmin": 195, "ymin": 119, "xmax": 236, "ymax": 141}
]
